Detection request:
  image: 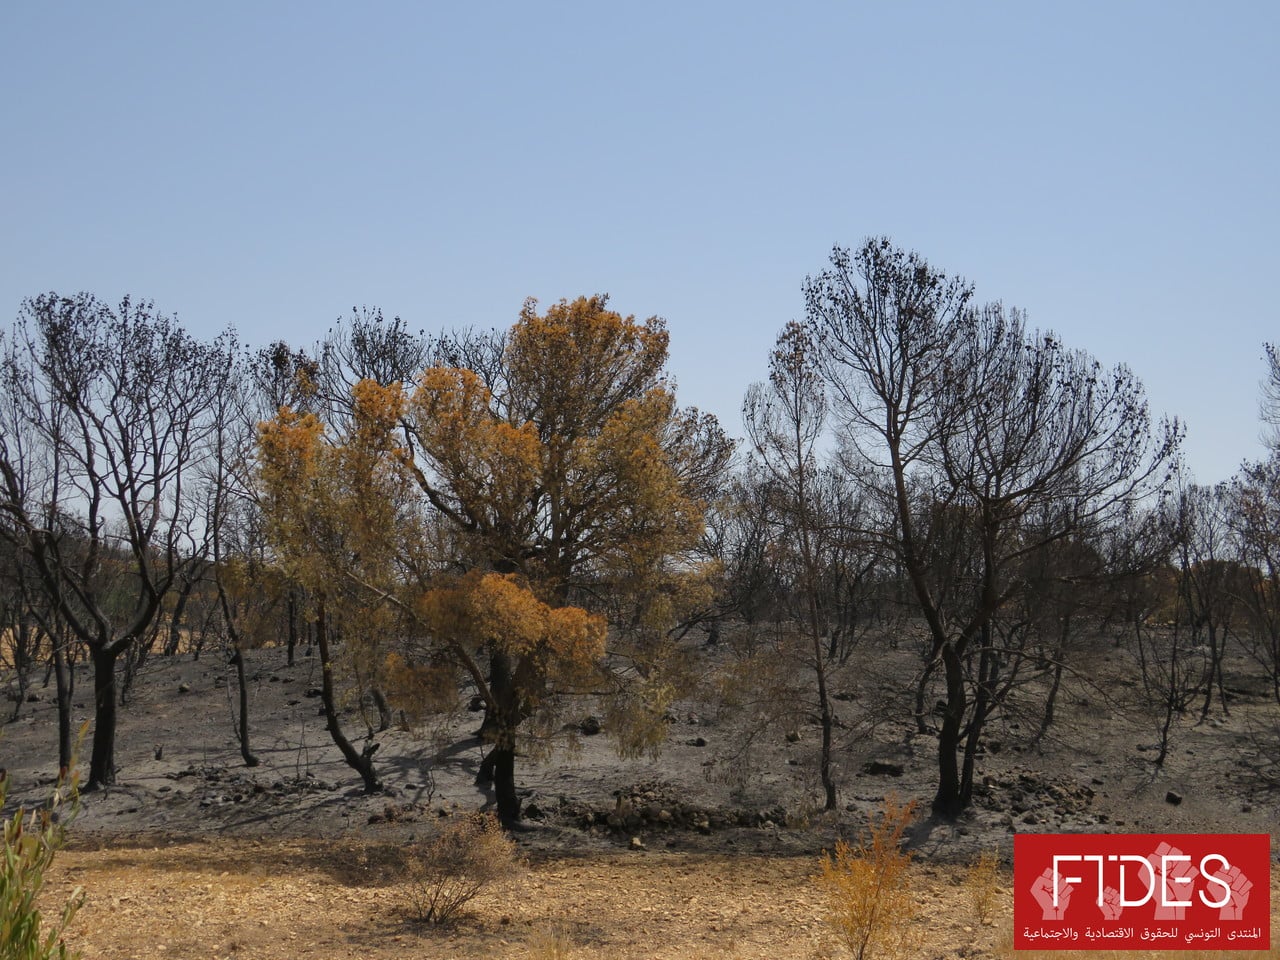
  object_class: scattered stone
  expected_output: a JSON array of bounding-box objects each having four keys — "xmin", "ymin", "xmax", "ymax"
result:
[
  {"xmin": 177, "ymin": 682, "xmax": 191, "ymax": 694},
  {"xmin": 1165, "ymin": 791, "xmax": 1183, "ymax": 806},
  {"xmin": 629, "ymin": 836, "xmax": 645, "ymax": 850},
  {"xmin": 686, "ymin": 737, "xmax": 707, "ymax": 747},
  {"xmin": 304, "ymin": 687, "xmax": 323, "ymax": 698},
  {"xmin": 785, "ymin": 730, "xmax": 801, "ymax": 744},
  {"xmin": 25, "ymin": 691, "xmax": 40, "ymax": 703},
  {"xmin": 579, "ymin": 715, "xmax": 601, "ymax": 736}
]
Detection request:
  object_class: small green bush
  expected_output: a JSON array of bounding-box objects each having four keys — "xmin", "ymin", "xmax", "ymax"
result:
[{"xmin": 1, "ymin": 766, "xmax": 83, "ymax": 960}]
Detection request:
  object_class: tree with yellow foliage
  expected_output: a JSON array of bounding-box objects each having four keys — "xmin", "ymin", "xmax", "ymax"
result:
[{"xmin": 259, "ymin": 296, "xmax": 732, "ymax": 822}]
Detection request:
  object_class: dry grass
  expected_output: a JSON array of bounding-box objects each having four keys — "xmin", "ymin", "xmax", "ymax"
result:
[
  {"xmin": 963, "ymin": 848, "xmax": 1002, "ymax": 928},
  {"xmin": 399, "ymin": 812, "xmax": 520, "ymax": 925},
  {"xmin": 37, "ymin": 835, "xmax": 1280, "ymax": 960},
  {"xmin": 816, "ymin": 797, "xmax": 918, "ymax": 960}
]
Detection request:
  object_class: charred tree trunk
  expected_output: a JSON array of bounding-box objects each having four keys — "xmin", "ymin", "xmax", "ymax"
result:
[
  {"xmin": 960, "ymin": 632, "xmax": 998, "ymax": 800},
  {"xmin": 815, "ymin": 648, "xmax": 837, "ymax": 811},
  {"xmin": 1198, "ymin": 625, "xmax": 1230, "ymax": 721},
  {"xmin": 286, "ymin": 591, "xmax": 298, "ymax": 668},
  {"xmin": 53, "ymin": 636, "xmax": 73, "ymax": 774},
  {"xmin": 1036, "ymin": 661, "xmax": 1065, "ymax": 746},
  {"xmin": 371, "ymin": 687, "xmax": 393, "ymax": 733},
  {"xmin": 475, "ymin": 650, "xmax": 524, "ymax": 824},
  {"xmin": 230, "ymin": 649, "xmax": 260, "ymax": 767},
  {"xmin": 87, "ymin": 644, "xmax": 120, "ymax": 789},
  {"xmin": 215, "ymin": 567, "xmax": 259, "ymax": 768},
  {"xmin": 914, "ymin": 654, "xmax": 939, "ymax": 735},
  {"xmin": 315, "ymin": 601, "xmax": 381, "ymax": 793},
  {"xmin": 932, "ymin": 642, "xmax": 967, "ymax": 818},
  {"xmin": 1034, "ymin": 616, "xmax": 1071, "ymax": 747},
  {"xmin": 166, "ymin": 576, "xmax": 195, "ymax": 657},
  {"xmin": 487, "ymin": 734, "xmax": 520, "ymax": 825}
]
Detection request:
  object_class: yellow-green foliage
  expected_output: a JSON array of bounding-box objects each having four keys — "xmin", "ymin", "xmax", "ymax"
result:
[
  {"xmin": 817, "ymin": 797, "xmax": 917, "ymax": 960},
  {"xmin": 401, "ymin": 813, "xmax": 520, "ymax": 925},
  {"xmin": 964, "ymin": 848, "xmax": 1001, "ymax": 926},
  {"xmin": 0, "ymin": 769, "xmax": 83, "ymax": 960}
]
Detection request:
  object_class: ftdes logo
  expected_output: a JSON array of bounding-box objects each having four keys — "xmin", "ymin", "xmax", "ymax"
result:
[{"xmin": 1013, "ymin": 833, "xmax": 1270, "ymax": 951}]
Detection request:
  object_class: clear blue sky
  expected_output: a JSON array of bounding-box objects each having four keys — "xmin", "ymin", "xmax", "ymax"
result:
[{"xmin": 2, "ymin": 2, "xmax": 1276, "ymax": 483}]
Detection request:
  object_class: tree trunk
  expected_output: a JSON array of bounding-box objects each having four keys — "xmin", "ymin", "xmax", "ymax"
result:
[
  {"xmin": 488, "ymin": 737, "xmax": 520, "ymax": 825},
  {"xmin": 371, "ymin": 687, "xmax": 393, "ymax": 733},
  {"xmin": 166, "ymin": 577, "xmax": 194, "ymax": 656},
  {"xmin": 286, "ymin": 591, "xmax": 298, "ymax": 668},
  {"xmin": 960, "ymin": 634, "xmax": 998, "ymax": 803},
  {"xmin": 1199, "ymin": 625, "xmax": 1230, "ymax": 720},
  {"xmin": 914, "ymin": 654, "xmax": 938, "ymax": 735},
  {"xmin": 812, "ymin": 627, "xmax": 837, "ymax": 811},
  {"xmin": 932, "ymin": 642, "xmax": 966, "ymax": 818},
  {"xmin": 476, "ymin": 649, "xmax": 524, "ymax": 824},
  {"xmin": 231, "ymin": 649, "xmax": 260, "ymax": 767},
  {"xmin": 1035, "ymin": 661, "xmax": 1065, "ymax": 747},
  {"xmin": 9, "ymin": 619, "xmax": 32, "ymax": 721},
  {"xmin": 53, "ymin": 636, "xmax": 73, "ymax": 775},
  {"xmin": 315, "ymin": 602, "xmax": 381, "ymax": 793},
  {"xmin": 87, "ymin": 644, "xmax": 120, "ymax": 789}
]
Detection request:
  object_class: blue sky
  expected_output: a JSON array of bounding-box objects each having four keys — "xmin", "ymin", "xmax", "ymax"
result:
[{"xmin": 2, "ymin": 2, "xmax": 1276, "ymax": 483}]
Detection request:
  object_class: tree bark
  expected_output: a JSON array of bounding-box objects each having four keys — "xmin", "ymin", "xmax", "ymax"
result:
[
  {"xmin": 932, "ymin": 642, "xmax": 967, "ymax": 818},
  {"xmin": 476, "ymin": 649, "xmax": 524, "ymax": 824},
  {"xmin": 53, "ymin": 636, "xmax": 73, "ymax": 775},
  {"xmin": 87, "ymin": 644, "xmax": 120, "ymax": 789},
  {"xmin": 488, "ymin": 738, "xmax": 520, "ymax": 825},
  {"xmin": 286, "ymin": 591, "xmax": 298, "ymax": 668},
  {"xmin": 371, "ymin": 687, "xmax": 393, "ymax": 733},
  {"xmin": 166, "ymin": 575, "xmax": 195, "ymax": 656},
  {"xmin": 315, "ymin": 601, "xmax": 381, "ymax": 793},
  {"xmin": 231, "ymin": 649, "xmax": 260, "ymax": 767}
]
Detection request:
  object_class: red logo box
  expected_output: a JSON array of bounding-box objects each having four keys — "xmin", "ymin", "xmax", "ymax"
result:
[{"xmin": 1013, "ymin": 833, "xmax": 1270, "ymax": 951}]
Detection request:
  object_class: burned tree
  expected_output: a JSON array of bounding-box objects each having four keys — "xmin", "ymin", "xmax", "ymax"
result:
[
  {"xmin": 0, "ymin": 294, "xmax": 233, "ymax": 788},
  {"xmin": 804, "ymin": 240, "xmax": 1180, "ymax": 816}
]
